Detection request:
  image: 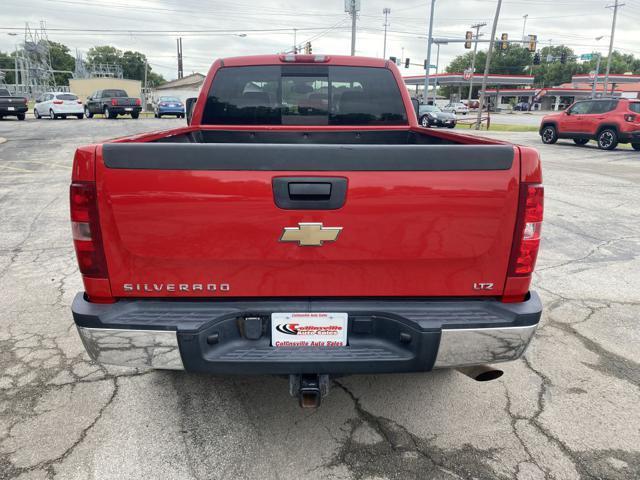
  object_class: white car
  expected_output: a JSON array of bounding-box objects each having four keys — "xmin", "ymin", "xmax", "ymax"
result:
[
  {"xmin": 34, "ymin": 92, "xmax": 84, "ymax": 120},
  {"xmin": 442, "ymin": 102, "xmax": 469, "ymax": 115}
]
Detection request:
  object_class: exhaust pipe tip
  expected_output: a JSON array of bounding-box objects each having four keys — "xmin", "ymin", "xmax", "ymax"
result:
[{"xmin": 455, "ymin": 365, "xmax": 504, "ymax": 382}]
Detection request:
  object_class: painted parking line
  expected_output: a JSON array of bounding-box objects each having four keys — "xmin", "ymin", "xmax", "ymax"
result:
[
  {"xmin": 0, "ymin": 164, "xmax": 33, "ymax": 173},
  {"xmin": 3, "ymin": 159, "xmax": 71, "ymax": 170}
]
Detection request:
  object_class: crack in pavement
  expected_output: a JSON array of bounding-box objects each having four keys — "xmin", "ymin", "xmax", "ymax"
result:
[{"xmin": 330, "ymin": 380, "xmax": 501, "ymax": 480}]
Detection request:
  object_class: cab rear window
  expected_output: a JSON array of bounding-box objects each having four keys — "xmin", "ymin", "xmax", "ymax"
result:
[
  {"xmin": 630, "ymin": 103, "xmax": 640, "ymax": 113},
  {"xmin": 202, "ymin": 65, "xmax": 407, "ymax": 126}
]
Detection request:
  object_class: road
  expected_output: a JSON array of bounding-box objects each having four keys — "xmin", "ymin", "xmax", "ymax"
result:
[{"xmin": 0, "ymin": 118, "xmax": 639, "ymax": 480}]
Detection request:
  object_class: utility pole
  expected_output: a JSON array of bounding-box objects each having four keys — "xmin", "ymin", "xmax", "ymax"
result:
[
  {"xmin": 143, "ymin": 59, "xmax": 148, "ymax": 111},
  {"xmin": 176, "ymin": 37, "xmax": 183, "ymax": 79},
  {"xmin": 347, "ymin": 0, "xmax": 360, "ymax": 56},
  {"xmin": 467, "ymin": 22, "xmax": 486, "ymax": 104},
  {"xmin": 383, "ymin": 8, "xmax": 390, "ymax": 59},
  {"xmin": 475, "ymin": 0, "xmax": 502, "ymax": 130},
  {"xmin": 423, "ymin": 0, "xmax": 436, "ymax": 103},
  {"xmin": 603, "ymin": 0, "xmax": 624, "ymax": 96},
  {"xmin": 522, "ymin": 14, "xmax": 528, "ymax": 42},
  {"xmin": 293, "ymin": 28, "xmax": 298, "ymax": 53}
]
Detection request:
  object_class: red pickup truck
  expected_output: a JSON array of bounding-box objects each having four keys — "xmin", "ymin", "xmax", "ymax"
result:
[{"xmin": 71, "ymin": 54, "xmax": 543, "ymax": 407}]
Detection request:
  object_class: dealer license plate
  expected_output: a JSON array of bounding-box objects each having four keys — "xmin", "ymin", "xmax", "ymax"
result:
[
  {"xmin": 271, "ymin": 312, "xmax": 348, "ymax": 347},
  {"xmin": 125, "ymin": 107, "xmax": 133, "ymax": 111}
]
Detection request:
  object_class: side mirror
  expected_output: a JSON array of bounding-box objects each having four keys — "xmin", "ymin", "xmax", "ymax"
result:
[
  {"xmin": 410, "ymin": 98, "xmax": 420, "ymax": 120},
  {"xmin": 186, "ymin": 97, "xmax": 197, "ymax": 125}
]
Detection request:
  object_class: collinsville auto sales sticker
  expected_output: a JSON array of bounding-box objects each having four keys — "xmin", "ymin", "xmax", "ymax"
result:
[{"xmin": 271, "ymin": 312, "xmax": 348, "ymax": 347}]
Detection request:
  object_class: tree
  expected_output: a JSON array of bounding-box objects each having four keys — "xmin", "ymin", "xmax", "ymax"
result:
[
  {"xmin": 442, "ymin": 45, "xmax": 533, "ymax": 98},
  {"xmin": 85, "ymin": 45, "xmax": 165, "ymax": 85},
  {"xmin": 0, "ymin": 51, "xmax": 15, "ymax": 84},
  {"xmin": 48, "ymin": 41, "xmax": 75, "ymax": 86},
  {"xmin": 532, "ymin": 45, "xmax": 579, "ymax": 87},
  {"xmin": 86, "ymin": 45, "xmax": 122, "ymax": 66}
]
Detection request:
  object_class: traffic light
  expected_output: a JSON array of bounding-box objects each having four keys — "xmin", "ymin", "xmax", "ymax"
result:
[
  {"xmin": 465, "ymin": 31, "xmax": 473, "ymax": 49},
  {"xmin": 533, "ymin": 52, "xmax": 541, "ymax": 65},
  {"xmin": 304, "ymin": 42, "xmax": 312, "ymax": 54},
  {"xmin": 405, "ymin": 58, "xmax": 410, "ymax": 68},
  {"xmin": 560, "ymin": 51, "xmax": 567, "ymax": 64},
  {"xmin": 501, "ymin": 33, "xmax": 509, "ymax": 50},
  {"xmin": 528, "ymin": 34, "xmax": 537, "ymax": 53}
]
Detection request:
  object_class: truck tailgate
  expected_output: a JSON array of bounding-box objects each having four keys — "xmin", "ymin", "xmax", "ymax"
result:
[{"xmin": 96, "ymin": 143, "xmax": 520, "ymax": 298}]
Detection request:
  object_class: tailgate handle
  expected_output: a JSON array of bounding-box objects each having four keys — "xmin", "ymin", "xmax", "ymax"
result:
[
  {"xmin": 288, "ymin": 182, "xmax": 332, "ymax": 199},
  {"xmin": 273, "ymin": 177, "xmax": 347, "ymax": 210}
]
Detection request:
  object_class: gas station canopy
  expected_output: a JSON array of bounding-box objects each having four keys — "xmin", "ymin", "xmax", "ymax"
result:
[{"xmin": 403, "ymin": 73, "xmax": 535, "ymax": 88}]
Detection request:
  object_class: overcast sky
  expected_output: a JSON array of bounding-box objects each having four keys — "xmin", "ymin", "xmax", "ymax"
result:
[{"xmin": 2, "ymin": 0, "xmax": 640, "ymax": 81}]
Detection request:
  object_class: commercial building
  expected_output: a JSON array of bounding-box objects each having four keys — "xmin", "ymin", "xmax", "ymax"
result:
[{"xmin": 151, "ymin": 73, "xmax": 205, "ymax": 104}]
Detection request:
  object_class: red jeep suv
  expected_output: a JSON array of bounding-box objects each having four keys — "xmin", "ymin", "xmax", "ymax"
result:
[{"xmin": 539, "ymin": 98, "xmax": 640, "ymax": 151}]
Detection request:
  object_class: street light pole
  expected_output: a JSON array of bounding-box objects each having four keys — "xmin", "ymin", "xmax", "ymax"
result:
[
  {"xmin": 383, "ymin": 8, "xmax": 390, "ymax": 59},
  {"xmin": 467, "ymin": 22, "xmax": 486, "ymax": 104},
  {"xmin": 349, "ymin": 0, "xmax": 358, "ymax": 56},
  {"xmin": 433, "ymin": 42, "xmax": 441, "ymax": 105},
  {"xmin": 475, "ymin": 0, "xmax": 502, "ymax": 130},
  {"xmin": 423, "ymin": 0, "xmax": 436, "ymax": 103},
  {"xmin": 522, "ymin": 14, "xmax": 528, "ymax": 42},
  {"xmin": 591, "ymin": 54, "xmax": 602, "ymax": 99},
  {"xmin": 603, "ymin": 0, "xmax": 624, "ymax": 96}
]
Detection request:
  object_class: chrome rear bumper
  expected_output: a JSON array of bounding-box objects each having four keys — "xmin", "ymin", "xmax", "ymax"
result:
[
  {"xmin": 433, "ymin": 324, "xmax": 537, "ymax": 368},
  {"xmin": 76, "ymin": 323, "xmax": 537, "ymax": 372},
  {"xmin": 77, "ymin": 327, "xmax": 184, "ymax": 370}
]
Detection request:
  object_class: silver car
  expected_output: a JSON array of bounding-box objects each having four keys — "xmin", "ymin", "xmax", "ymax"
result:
[
  {"xmin": 442, "ymin": 102, "xmax": 469, "ymax": 115},
  {"xmin": 34, "ymin": 92, "xmax": 84, "ymax": 120}
]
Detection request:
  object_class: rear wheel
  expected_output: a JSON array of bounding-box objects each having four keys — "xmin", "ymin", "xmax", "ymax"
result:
[
  {"xmin": 632, "ymin": 143, "xmax": 640, "ymax": 151},
  {"xmin": 597, "ymin": 129, "xmax": 618, "ymax": 150},
  {"xmin": 104, "ymin": 107, "xmax": 116, "ymax": 119},
  {"xmin": 573, "ymin": 138, "xmax": 589, "ymax": 145},
  {"xmin": 541, "ymin": 125, "xmax": 558, "ymax": 144},
  {"xmin": 49, "ymin": 109, "xmax": 56, "ymax": 120},
  {"xmin": 76, "ymin": 113, "xmax": 84, "ymax": 119},
  {"xmin": 419, "ymin": 115, "xmax": 430, "ymax": 127},
  {"xmin": 34, "ymin": 109, "xmax": 41, "ymax": 119},
  {"xmin": 61, "ymin": 115, "xmax": 67, "ymax": 119},
  {"xmin": 447, "ymin": 123, "xmax": 456, "ymax": 129},
  {"xmin": 131, "ymin": 112, "xmax": 139, "ymax": 119},
  {"xmin": 84, "ymin": 106, "xmax": 93, "ymax": 118},
  {"xmin": 17, "ymin": 113, "xmax": 25, "ymax": 121}
]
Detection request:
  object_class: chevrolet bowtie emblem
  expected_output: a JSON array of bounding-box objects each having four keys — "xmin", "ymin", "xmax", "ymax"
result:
[{"xmin": 279, "ymin": 223, "xmax": 343, "ymax": 247}]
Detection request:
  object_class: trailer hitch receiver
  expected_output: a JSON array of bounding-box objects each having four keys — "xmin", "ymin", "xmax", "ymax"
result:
[{"xmin": 289, "ymin": 374, "xmax": 330, "ymax": 408}]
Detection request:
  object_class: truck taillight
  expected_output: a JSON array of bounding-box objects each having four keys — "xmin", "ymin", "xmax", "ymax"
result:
[
  {"xmin": 624, "ymin": 114, "xmax": 636, "ymax": 122},
  {"xmin": 508, "ymin": 184, "xmax": 544, "ymax": 276},
  {"xmin": 111, "ymin": 98, "xmax": 118, "ymax": 106},
  {"xmin": 135, "ymin": 98, "xmax": 141, "ymax": 106},
  {"xmin": 70, "ymin": 182, "xmax": 108, "ymax": 278}
]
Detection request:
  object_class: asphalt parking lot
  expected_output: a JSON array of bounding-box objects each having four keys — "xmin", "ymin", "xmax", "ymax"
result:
[{"xmin": 0, "ymin": 117, "xmax": 639, "ymax": 480}]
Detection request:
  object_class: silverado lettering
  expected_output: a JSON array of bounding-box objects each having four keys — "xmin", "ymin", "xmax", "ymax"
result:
[
  {"xmin": 123, "ymin": 283, "xmax": 230, "ymax": 292},
  {"xmin": 69, "ymin": 54, "xmax": 543, "ymax": 408}
]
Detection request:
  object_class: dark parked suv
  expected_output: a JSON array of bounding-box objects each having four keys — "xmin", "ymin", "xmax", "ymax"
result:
[{"xmin": 539, "ymin": 98, "xmax": 640, "ymax": 150}]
